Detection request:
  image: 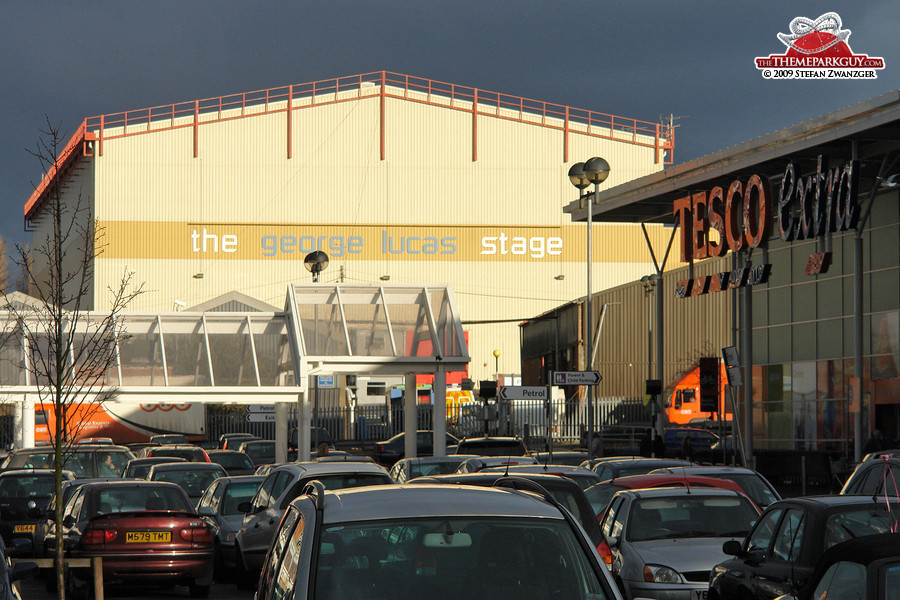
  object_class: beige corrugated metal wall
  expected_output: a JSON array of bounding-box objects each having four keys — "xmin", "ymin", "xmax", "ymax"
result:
[{"xmin": 80, "ymin": 83, "xmax": 679, "ymax": 382}]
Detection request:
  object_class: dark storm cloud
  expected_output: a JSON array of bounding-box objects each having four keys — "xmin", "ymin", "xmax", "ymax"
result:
[{"xmin": 2, "ymin": 1, "xmax": 898, "ymax": 248}]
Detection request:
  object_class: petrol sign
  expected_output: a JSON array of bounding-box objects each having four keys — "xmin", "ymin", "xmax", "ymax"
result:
[{"xmin": 498, "ymin": 386, "xmax": 549, "ymax": 400}]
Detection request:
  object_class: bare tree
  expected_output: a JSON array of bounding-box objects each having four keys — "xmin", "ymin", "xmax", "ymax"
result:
[{"xmin": 5, "ymin": 117, "xmax": 144, "ymax": 598}]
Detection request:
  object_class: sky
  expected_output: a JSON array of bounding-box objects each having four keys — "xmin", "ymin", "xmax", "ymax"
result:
[{"xmin": 2, "ymin": 1, "xmax": 898, "ymax": 251}]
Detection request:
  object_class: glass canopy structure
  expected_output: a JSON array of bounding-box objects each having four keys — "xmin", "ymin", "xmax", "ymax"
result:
[{"xmin": 0, "ymin": 284, "xmax": 469, "ymax": 404}]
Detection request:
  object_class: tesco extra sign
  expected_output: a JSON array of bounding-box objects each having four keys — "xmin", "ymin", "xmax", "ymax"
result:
[{"xmin": 674, "ymin": 157, "xmax": 859, "ymax": 262}]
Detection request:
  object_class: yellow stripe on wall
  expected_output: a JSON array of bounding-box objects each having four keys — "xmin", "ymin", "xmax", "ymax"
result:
[{"xmin": 100, "ymin": 221, "xmax": 676, "ymax": 264}]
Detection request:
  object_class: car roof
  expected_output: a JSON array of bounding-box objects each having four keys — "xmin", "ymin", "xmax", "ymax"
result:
[
  {"xmin": 128, "ymin": 456, "xmax": 187, "ymax": 464},
  {"xmin": 275, "ymin": 461, "xmax": 389, "ymax": 476},
  {"xmin": 625, "ymin": 486, "xmax": 749, "ymax": 500},
  {"xmin": 150, "ymin": 462, "xmax": 224, "ymax": 471},
  {"xmin": 414, "ymin": 471, "xmax": 584, "ymax": 489},
  {"xmin": 487, "ymin": 465, "xmax": 597, "ymax": 475},
  {"xmin": 772, "ymin": 494, "xmax": 900, "ymax": 508},
  {"xmin": 397, "ymin": 455, "xmax": 477, "ymax": 465},
  {"xmin": 13, "ymin": 444, "xmax": 131, "ymax": 453},
  {"xmin": 150, "ymin": 444, "xmax": 202, "ymax": 450},
  {"xmin": 313, "ymin": 483, "xmax": 566, "ymax": 523},
  {"xmin": 78, "ymin": 479, "xmax": 185, "ymax": 490},
  {"xmin": 811, "ymin": 532, "xmax": 900, "ymax": 570},
  {"xmin": 653, "ymin": 465, "xmax": 763, "ymax": 475},
  {"xmin": 217, "ymin": 475, "xmax": 265, "ymax": 484}
]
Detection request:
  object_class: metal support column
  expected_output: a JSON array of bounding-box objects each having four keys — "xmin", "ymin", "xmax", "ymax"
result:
[
  {"xmin": 433, "ymin": 370, "xmax": 447, "ymax": 457},
  {"xmin": 404, "ymin": 373, "xmax": 418, "ymax": 460}
]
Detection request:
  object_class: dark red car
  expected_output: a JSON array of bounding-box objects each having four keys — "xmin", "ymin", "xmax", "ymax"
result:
[{"xmin": 46, "ymin": 479, "xmax": 213, "ymax": 598}]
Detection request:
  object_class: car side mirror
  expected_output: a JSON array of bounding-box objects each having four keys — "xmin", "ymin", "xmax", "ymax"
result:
[
  {"xmin": 10, "ymin": 560, "xmax": 39, "ymax": 582},
  {"xmin": 62, "ymin": 515, "xmax": 76, "ymax": 528},
  {"xmin": 606, "ymin": 536, "xmax": 619, "ymax": 548},
  {"xmin": 237, "ymin": 501, "xmax": 251, "ymax": 514},
  {"xmin": 722, "ymin": 540, "xmax": 742, "ymax": 556},
  {"xmin": 198, "ymin": 506, "xmax": 215, "ymax": 517}
]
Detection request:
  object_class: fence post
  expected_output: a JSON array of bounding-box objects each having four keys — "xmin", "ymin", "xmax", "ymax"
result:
[
  {"xmin": 801, "ymin": 455, "xmax": 807, "ymax": 496},
  {"xmin": 93, "ymin": 557, "xmax": 104, "ymax": 600}
]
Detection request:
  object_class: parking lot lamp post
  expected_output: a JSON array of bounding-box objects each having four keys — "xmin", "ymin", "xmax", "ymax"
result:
[{"xmin": 568, "ymin": 158, "xmax": 610, "ymax": 459}]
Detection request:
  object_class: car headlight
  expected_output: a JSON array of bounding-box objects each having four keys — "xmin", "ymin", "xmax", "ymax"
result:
[{"xmin": 643, "ymin": 564, "xmax": 682, "ymax": 584}]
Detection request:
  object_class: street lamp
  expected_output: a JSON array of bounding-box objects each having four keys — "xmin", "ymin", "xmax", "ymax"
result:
[
  {"xmin": 568, "ymin": 157, "xmax": 610, "ymax": 459},
  {"xmin": 493, "ymin": 349, "xmax": 501, "ymax": 380}
]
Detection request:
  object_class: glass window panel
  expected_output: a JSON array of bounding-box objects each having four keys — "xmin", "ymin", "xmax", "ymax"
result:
[
  {"xmin": 118, "ymin": 318, "xmax": 165, "ymax": 386},
  {"xmin": 339, "ymin": 289, "xmax": 394, "ymax": 357},
  {"xmin": 294, "ymin": 288, "xmax": 348, "ymax": 356},
  {"xmin": 793, "ymin": 323, "xmax": 816, "ymax": 361},
  {"xmin": 792, "ymin": 362, "xmax": 817, "ymax": 450},
  {"xmin": 0, "ymin": 331, "xmax": 26, "ymax": 386},
  {"xmin": 250, "ymin": 317, "xmax": 294, "ymax": 386},
  {"xmin": 160, "ymin": 317, "xmax": 211, "ymax": 386},
  {"xmin": 871, "ymin": 312, "xmax": 900, "ymax": 380},
  {"xmin": 816, "ymin": 278, "xmax": 842, "ymax": 319},
  {"xmin": 769, "ymin": 287, "xmax": 791, "ymax": 326},
  {"xmin": 203, "ymin": 317, "xmax": 256, "ymax": 386},
  {"xmin": 817, "ymin": 318, "xmax": 843, "ymax": 360}
]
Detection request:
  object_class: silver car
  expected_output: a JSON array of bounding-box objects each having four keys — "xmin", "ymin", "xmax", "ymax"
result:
[
  {"xmin": 254, "ymin": 482, "xmax": 625, "ymax": 600},
  {"xmin": 195, "ymin": 475, "xmax": 264, "ymax": 580},
  {"xmin": 598, "ymin": 487, "xmax": 760, "ymax": 600}
]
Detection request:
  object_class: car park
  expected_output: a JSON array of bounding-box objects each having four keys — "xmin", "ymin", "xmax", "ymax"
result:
[
  {"xmin": 195, "ymin": 475, "xmax": 264, "ymax": 581},
  {"xmin": 455, "ymin": 455, "xmax": 538, "ymax": 472},
  {"xmin": 650, "ymin": 464, "xmax": 781, "ymax": 508},
  {"xmin": 123, "ymin": 456, "xmax": 188, "ymax": 479},
  {"xmin": 410, "ymin": 471, "xmax": 604, "ymax": 548},
  {"xmin": 138, "ymin": 444, "xmax": 211, "ymax": 462},
  {"xmin": 234, "ymin": 460, "xmax": 393, "ymax": 583},
  {"xmin": 373, "ymin": 430, "xmax": 460, "ymax": 465},
  {"xmin": 0, "ymin": 470, "xmax": 74, "ymax": 554},
  {"xmin": 775, "ymin": 532, "xmax": 900, "ymax": 600},
  {"xmin": 583, "ymin": 472, "xmax": 756, "ymax": 518},
  {"xmin": 388, "ymin": 455, "xmax": 478, "ymax": 483},
  {"xmin": 147, "ymin": 462, "xmax": 227, "ymax": 506},
  {"xmin": 205, "ymin": 450, "xmax": 255, "ymax": 476},
  {"xmin": 0, "ymin": 445, "xmax": 134, "ymax": 478},
  {"xmin": 236, "ymin": 440, "xmax": 276, "ymax": 468},
  {"xmin": 582, "ymin": 457, "xmax": 695, "ymax": 481},
  {"xmin": 839, "ymin": 456, "xmax": 900, "ymax": 496},
  {"xmin": 43, "ymin": 479, "xmax": 213, "ymax": 598},
  {"xmin": 482, "ymin": 463, "xmax": 602, "ymax": 489},
  {"xmin": 599, "ymin": 487, "xmax": 760, "ymax": 600},
  {"xmin": 709, "ymin": 495, "xmax": 900, "ymax": 600},
  {"xmin": 253, "ymin": 482, "xmax": 624, "ymax": 600},
  {"xmin": 453, "ymin": 435, "xmax": 528, "ymax": 456}
]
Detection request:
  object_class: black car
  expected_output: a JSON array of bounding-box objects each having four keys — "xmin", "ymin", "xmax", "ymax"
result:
[
  {"xmin": 581, "ymin": 456, "xmax": 695, "ymax": 481},
  {"xmin": 0, "ymin": 445, "xmax": 134, "ymax": 478},
  {"xmin": 206, "ymin": 450, "xmax": 256, "ymax": 476},
  {"xmin": 218, "ymin": 433, "xmax": 259, "ymax": 450},
  {"xmin": 840, "ymin": 456, "xmax": 900, "ymax": 495},
  {"xmin": 709, "ymin": 495, "xmax": 900, "ymax": 600},
  {"xmin": 138, "ymin": 444, "xmax": 211, "ymax": 463},
  {"xmin": 783, "ymin": 532, "xmax": 900, "ymax": 600},
  {"xmin": 123, "ymin": 456, "xmax": 188, "ymax": 479},
  {"xmin": 373, "ymin": 430, "xmax": 460, "ymax": 465},
  {"xmin": 149, "ymin": 434, "xmax": 190, "ymax": 445},
  {"xmin": 236, "ymin": 440, "xmax": 276, "ymax": 468},
  {"xmin": 0, "ymin": 535, "xmax": 38, "ymax": 599},
  {"xmin": 0, "ymin": 469, "xmax": 74, "ymax": 554},
  {"xmin": 410, "ymin": 471, "xmax": 604, "ymax": 548},
  {"xmin": 147, "ymin": 462, "xmax": 228, "ymax": 506},
  {"xmin": 453, "ymin": 436, "xmax": 527, "ymax": 457}
]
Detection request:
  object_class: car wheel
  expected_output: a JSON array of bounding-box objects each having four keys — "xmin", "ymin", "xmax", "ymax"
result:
[{"xmin": 189, "ymin": 582, "xmax": 211, "ymax": 598}]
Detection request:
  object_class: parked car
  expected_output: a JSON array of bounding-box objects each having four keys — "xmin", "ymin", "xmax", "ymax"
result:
[
  {"xmin": 146, "ymin": 462, "xmax": 227, "ymax": 505},
  {"xmin": 0, "ymin": 445, "xmax": 134, "ymax": 478},
  {"xmin": 123, "ymin": 456, "xmax": 188, "ymax": 479},
  {"xmin": 840, "ymin": 456, "xmax": 900, "ymax": 496},
  {"xmin": 388, "ymin": 455, "xmax": 478, "ymax": 483},
  {"xmin": 373, "ymin": 430, "xmax": 460, "ymax": 465},
  {"xmin": 138, "ymin": 444, "xmax": 211, "ymax": 463},
  {"xmin": 76, "ymin": 437, "xmax": 114, "ymax": 445},
  {"xmin": 252, "ymin": 483, "xmax": 624, "ymax": 600},
  {"xmin": 234, "ymin": 460, "xmax": 392, "ymax": 583},
  {"xmin": 482, "ymin": 464, "xmax": 602, "ymax": 490},
  {"xmin": 774, "ymin": 532, "xmax": 900, "ymax": 600},
  {"xmin": 662, "ymin": 427, "xmax": 719, "ymax": 458},
  {"xmin": 205, "ymin": 450, "xmax": 256, "ymax": 476},
  {"xmin": 453, "ymin": 435, "xmax": 528, "ymax": 456},
  {"xmin": 218, "ymin": 433, "xmax": 259, "ymax": 450},
  {"xmin": 531, "ymin": 450, "xmax": 591, "ymax": 466},
  {"xmin": 709, "ymin": 495, "xmax": 900, "ymax": 600},
  {"xmin": 584, "ymin": 472, "xmax": 757, "ymax": 518},
  {"xmin": 599, "ymin": 487, "xmax": 760, "ymax": 600},
  {"xmin": 0, "ymin": 469, "xmax": 74, "ymax": 553},
  {"xmin": 196, "ymin": 475, "xmax": 264, "ymax": 581},
  {"xmin": 0, "ymin": 534, "xmax": 38, "ymax": 599},
  {"xmin": 236, "ymin": 440, "xmax": 276, "ymax": 468},
  {"xmin": 288, "ymin": 427, "xmax": 333, "ymax": 451},
  {"xmin": 409, "ymin": 471, "xmax": 604, "ymax": 548},
  {"xmin": 583, "ymin": 457, "xmax": 695, "ymax": 481},
  {"xmin": 456, "ymin": 455, "xmax": 538, "ymax": 473},
  {"xmin": 651, "ymin": 464, "xmax": 781, "ymax": 508},
  {"xmin": 148, "ymin": 434, "xmax": 189, "ymax": 445},
  {"xmin": 43, "ymin": 480, "xmax": 213, "ymax": 598}
]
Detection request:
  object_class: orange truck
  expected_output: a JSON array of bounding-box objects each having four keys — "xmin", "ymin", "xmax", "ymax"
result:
[
  {"xmin": 35, "ymin": 402, "xmax": 206, "ymax": 444},
  {"xmin": 666, "ymin": 363, "xmax": 732, "ymax": 425}
]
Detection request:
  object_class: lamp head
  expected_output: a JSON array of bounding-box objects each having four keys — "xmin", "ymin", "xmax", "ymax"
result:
[
  {"xmin": 567, "ymin": 162, "xmax": 590, "ymax": 190},
  {"xmin": 583, "ymin": 157, "xmax": 610, "ymax": 185}
]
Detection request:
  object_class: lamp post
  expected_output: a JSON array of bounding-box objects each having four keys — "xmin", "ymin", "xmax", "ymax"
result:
[
  {"xmin": 568, "ymin": 157, "xmax": 610, "ymax": 459},
  {"xmin": 492, "ymin": 349, "xmax": 500, "ymax": 381}
]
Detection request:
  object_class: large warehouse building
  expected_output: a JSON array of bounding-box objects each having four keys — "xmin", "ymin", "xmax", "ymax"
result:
[{"xmin": 25, "ymin": 71, "xmax": 676, "ymax": 383}]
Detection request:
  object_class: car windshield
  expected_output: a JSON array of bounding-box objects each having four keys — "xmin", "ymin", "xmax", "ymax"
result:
[
  {"xmin": 825, "ymin": 508, "xmax": 899, "ymax": 549},
  {"xmin": 307, "ymin": 474, "xmax": 390, "ymax": 490},
  {"xmin": 408, "ymin": 462, "xmax": 462, "ymax": 479},
  {"xmin": 153, "ymin": 469, "xmax": 223, "ymax": 496},
  {"xmin": 97, "ymin": 486, "xmax": 193, "ymax": 513},
  {"xmin": 245, "ymin": 443, "xmax": 275, "ymax": 459},
  {"xmin": 584, "ymin": 484, "xmax": 627, "ymax": 516},
  {"xmin": 315, "ymin": 517, "xmax": 607, "ymax": 599},
  {"xmin": 213, "ymin": 453, "xmax": 254, "ymax": 470},
  {"xmin": 627, "ymin": 495, "xmax": 758, "ymax": 541},
  {"xmin": 0, "ymin": 474, "xmax": 55, "ymax": 498},
  {"xmin": 222, "ymin": 482, "xmax": 263, "ymax": 515},
  {"xmin": 714, "ymin": 473, "xmax": 779, "ymax": 507},
  {"xmin": 151, "ymin": 449, "xmax": 202, "ymax": 461}
]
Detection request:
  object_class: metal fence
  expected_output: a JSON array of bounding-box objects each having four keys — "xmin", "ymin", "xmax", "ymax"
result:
[{"xmin": 205, "ymin": 397, "xmax": 651, "ymax": 445}]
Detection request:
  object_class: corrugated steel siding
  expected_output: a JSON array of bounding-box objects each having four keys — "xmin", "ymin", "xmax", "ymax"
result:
[{"xmin": 89, "ymin": 90, "xmax": 675, "ymax": 382}]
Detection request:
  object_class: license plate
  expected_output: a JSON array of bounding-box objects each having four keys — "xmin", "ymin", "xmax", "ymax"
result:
[
  {"xmin": 13, "ymin": 524, "xmax": 35, "ymax": 533},
  {"xmin": 125, "ymin": 531, "xmax": 171, "ymax": 543},
  {"xmin": 693, "ymin": 591, "xmax": 708, "ymax": 600}
]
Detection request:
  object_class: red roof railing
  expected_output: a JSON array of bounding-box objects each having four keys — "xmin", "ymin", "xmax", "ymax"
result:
[{"xmin": 25, "ymin": 71, "xmax": 674, "ymax": 223}]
